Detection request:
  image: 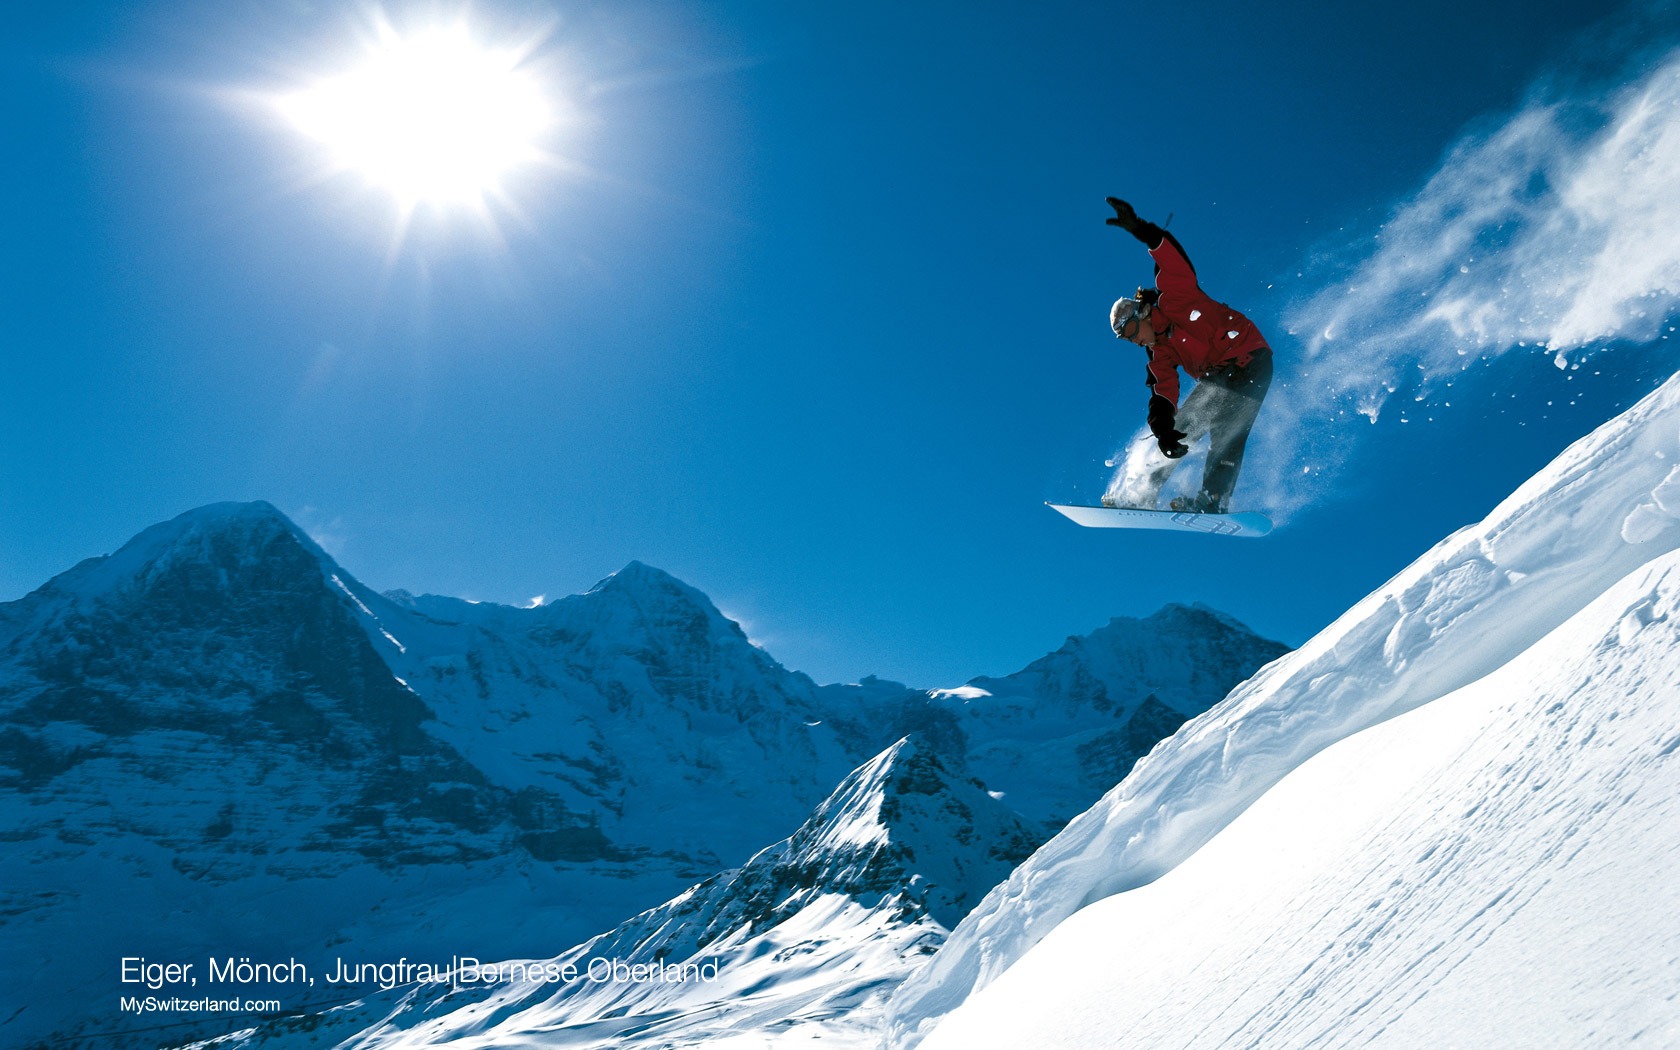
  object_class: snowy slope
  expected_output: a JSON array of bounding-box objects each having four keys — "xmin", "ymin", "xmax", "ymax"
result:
[
  {"xmin": 922, "ymin": 545, "xmax": 1680, "ymax": 1049},
  {"xmin": 193, "ymin": 739, "xmax": 1042, "ymax": 1050},
  {"xmin": 888, "ymin": 372, "xmax": 1680, "ymax": 1045}
]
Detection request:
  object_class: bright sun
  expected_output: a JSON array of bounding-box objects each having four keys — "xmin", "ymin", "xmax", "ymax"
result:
[{"xmin": 278, "ymin": 18, "xmax": 557, "ymax": 209}]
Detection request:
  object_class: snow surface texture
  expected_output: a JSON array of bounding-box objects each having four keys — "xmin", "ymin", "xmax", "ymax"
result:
[
  {"xmin": 922, "ymin": 545, "xmax": 1680, "ymax": 1050},
  {"xmin": 889, "ymin": 369, "xmax": 1680, "ymax": 1046}
]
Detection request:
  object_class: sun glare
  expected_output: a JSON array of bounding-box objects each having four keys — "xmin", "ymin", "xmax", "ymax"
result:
[{"xmin": 278, "ymin": 18, "xmax": 557, "ymax": 209}]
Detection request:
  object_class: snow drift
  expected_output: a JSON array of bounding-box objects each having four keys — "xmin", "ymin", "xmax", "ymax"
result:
[
  {"xmin": 922, "ymin": 544, "xmax": 1680, "ymax": 1049},
  {"xmin": 889, "ymin": 370, "xmax": 1680, "ymax": 1046}
]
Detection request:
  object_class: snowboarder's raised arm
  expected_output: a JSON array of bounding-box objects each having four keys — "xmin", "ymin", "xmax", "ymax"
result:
[
  {"xmin": 1106, "ymin": 197, "xmax": 1202, "ymax": 299},
  {"xmin": 1105, "ymin": 197, "xmax": 1164, "ymax": 248},
  {"xmin": 1148, "ymin": 232, "xmax": 1201, "ymax": 301}
]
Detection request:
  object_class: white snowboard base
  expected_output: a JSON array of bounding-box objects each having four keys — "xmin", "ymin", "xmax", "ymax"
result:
[{"xmin": 1047, "ymin": 503, "xmax": 1273, "ymax": 538}]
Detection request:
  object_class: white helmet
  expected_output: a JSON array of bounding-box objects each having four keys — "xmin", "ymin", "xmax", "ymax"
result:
[{"xmin": 1110, "ymin": 296, "xmax": 1143, "ymax": 337}]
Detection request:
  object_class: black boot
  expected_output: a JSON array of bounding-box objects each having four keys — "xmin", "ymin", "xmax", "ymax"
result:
[{"xmin": 1169, "ymin": 492, "xmax": 1225, "ymax": 514}]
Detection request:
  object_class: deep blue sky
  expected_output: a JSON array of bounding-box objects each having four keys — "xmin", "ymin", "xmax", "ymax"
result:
[{"xmin": 4, "ymin": 0, "xmax": 1676, "ymax": 686}]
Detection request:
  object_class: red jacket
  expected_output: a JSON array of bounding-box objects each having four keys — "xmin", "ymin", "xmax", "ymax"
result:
[{"xmin": 1143, "ymin": 233, "xmax": 1269, "ymax": 407}]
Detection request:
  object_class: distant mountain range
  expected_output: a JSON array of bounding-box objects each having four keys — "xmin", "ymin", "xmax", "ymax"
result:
[{"xmin": 0, "ymin": 502, "xmax": 1285, "ymax": 1049}]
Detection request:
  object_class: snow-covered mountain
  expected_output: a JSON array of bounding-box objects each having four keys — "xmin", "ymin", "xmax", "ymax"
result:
[
  {"xmin": 0, "ymin": 501, "xmax": 1282, "ymax": 1049},
  {"xmin": 377, "ymin": 560, "xmax": 857, "ymax": 870},
  {"xmin": 196, "ymin": 737, "xmax": 1042, "ymax": 1050},
  {"xmin": 0, "ymin": 505, "xmax": 785, "ymax": 1048},
  {"xmin": 888, "ymin": 373, "xmax": 1680, "ymax": 1047},
  {"xmin": 933, "ymin": 603, "xmax": 1289, "ymax": 829}
]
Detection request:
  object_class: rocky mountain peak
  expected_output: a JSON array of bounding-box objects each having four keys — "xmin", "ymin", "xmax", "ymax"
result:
[
  {"xmin": 14, "ymin": 501, "xmax": 333, "ymax": 618},
  {"xmin": 978, "ymin": 601, "xmax": 1289, "ymax": 721},
  {"xmin": 534, "ymin": 560, "xmax": 786, "ymax": 700},
  {"xmin": 775, "ymin": 736, "xmax": 1043, "ymax": 927},
  {"xmin": 572, "ymin": 561, "xmax": 739, "ymax": 633}
]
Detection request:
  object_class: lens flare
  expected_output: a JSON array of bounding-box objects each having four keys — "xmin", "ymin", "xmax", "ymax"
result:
[{"xmin": 278, "ymin": 19, "xmax": 556, "ymax": 209}]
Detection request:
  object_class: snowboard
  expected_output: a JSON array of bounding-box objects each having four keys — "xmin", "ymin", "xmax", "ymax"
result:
[{"xmin": 1046, "ymin": 502, "xmax": 1273, "ymax": 538}]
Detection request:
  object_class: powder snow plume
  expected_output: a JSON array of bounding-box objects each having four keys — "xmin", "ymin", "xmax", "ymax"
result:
[{"xmin": 1109, "ymin": 43, "xmax": 1680, "ymax": 520}]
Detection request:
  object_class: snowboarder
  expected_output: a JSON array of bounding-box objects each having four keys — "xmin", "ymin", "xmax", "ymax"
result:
[{"xmin": 1103, "ymin": 197, "xmax": 1272, "ymax": 514}]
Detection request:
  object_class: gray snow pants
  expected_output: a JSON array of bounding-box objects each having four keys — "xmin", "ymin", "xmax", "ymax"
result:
[{"xmin": 1144, "ymin": 347, "xmax": 1273, "ymax": 512}]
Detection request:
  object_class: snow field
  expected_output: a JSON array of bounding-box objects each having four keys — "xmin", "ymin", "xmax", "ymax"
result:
[{"xmin": 921, "ymin": 548, "xmax": 1680, "ymax": 1049}]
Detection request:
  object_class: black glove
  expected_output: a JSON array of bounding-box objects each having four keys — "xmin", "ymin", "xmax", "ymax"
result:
[
  {"xmin": 1146, "ymin": 393, "xmax": 1187, "ymax": 457},
  {"xmin": 1106, "ymin": 196, "xmax": 1165, "ymax": 248},
  {"xmin": 1105, "ymin": 197, "xmax": 1140, "ymax": 233}
]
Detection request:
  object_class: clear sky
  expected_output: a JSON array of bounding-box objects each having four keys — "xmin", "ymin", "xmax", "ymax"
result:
[{"xmin": 4, "ymin": 0, "xmax": 1679, "ymax": 687}]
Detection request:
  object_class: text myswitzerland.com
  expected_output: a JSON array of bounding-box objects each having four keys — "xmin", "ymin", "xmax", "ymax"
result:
[{"xmin": 120, "ymin": 996, "xmax": 284, "ymax": 1016}]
